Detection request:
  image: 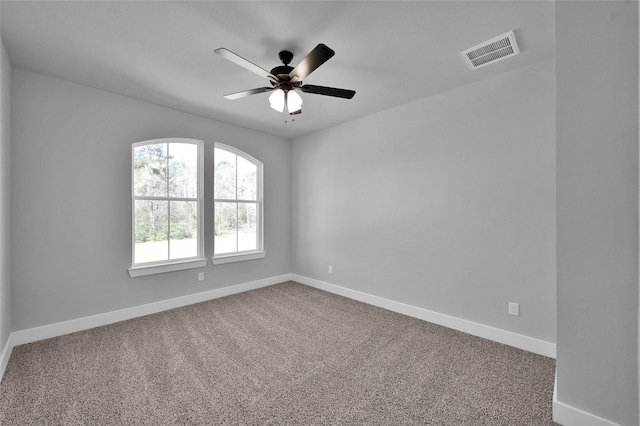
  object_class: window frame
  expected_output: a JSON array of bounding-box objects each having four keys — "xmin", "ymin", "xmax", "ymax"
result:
[
  {"xmin": 129, "ymin": 138, "xmax": 206, "ymax": 277},
  {"xmin": 213, "ymin": 142, "xmax": 265, "ymax": 265}
]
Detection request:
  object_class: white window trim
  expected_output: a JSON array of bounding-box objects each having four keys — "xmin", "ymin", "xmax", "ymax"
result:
[
  {"xmin": 129, "ymin": 138, "xmax": 206, "ymax": 277},
  {"xmin": 212, "ymin": 251, "xmax": 266, "ymax": 265},
  {"xmin": 129, "ymin": 258, "xmax": 208, "ymax": 277},
  {"xmin": 212, "ymin": 142, "xmax": 265, "ymax": 264}
]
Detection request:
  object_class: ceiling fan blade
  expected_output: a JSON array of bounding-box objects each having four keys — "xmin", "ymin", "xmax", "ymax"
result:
[
  {"xmin": 223, "ymin": 87, "xmax": 275, "ymax": 100},
  {"xmin": 289, "ymin": 44, "xmax": 335, "ymax": 83},
  {"xmin": 215, "ymin": 48, "xmax": 278, "ymax": 83},
  {"xmin": 300, "ymin": 84, "xmax": 356, "ymax": 99}
]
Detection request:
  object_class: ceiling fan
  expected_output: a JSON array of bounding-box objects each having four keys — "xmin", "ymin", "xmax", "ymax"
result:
[{"xmin": 214, "ymin": 43, "xmax": 356, "ymax": 115}]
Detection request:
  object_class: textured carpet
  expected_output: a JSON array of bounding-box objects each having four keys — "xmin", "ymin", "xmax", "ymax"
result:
[{"xmin": 0, "ymin": 281, "xmax": 557, "ymax": 425}]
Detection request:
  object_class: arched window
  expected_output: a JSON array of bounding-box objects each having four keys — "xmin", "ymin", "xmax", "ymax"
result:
[
  {"xmin": 213, "ymin": 143, "xmax": 264, "ymax": 264},
  {"xmin": 129, "ymin": 138, "xmax": 205, "ymax": 276}
]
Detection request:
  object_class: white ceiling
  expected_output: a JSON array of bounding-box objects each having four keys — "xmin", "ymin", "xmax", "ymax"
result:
[{"xmin": 0, "ymin": 1, "xmax": 554, "ymax": 139}]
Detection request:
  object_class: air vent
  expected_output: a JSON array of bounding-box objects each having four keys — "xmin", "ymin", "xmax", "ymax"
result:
[{"xmin": 461, "ymin": 31, "xmax": 520, "ymax": 70}]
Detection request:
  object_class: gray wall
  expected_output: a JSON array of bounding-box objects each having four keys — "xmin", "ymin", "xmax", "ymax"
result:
[
  {"xmin": 10, "ymin": 68, "xmax": 291, "ymax": 331},
  {"xmin": 0, "ymin": 37, "xmax": 11, "ymax": 353},
  {"xmin": 291, "ymin": 59, "xmax": 556, "ymax": 343},
  {"xmin": 556, "ymin": 2, "xmax": 639, "ymax": 425}
]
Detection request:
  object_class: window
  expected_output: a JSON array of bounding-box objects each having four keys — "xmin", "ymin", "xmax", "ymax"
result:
[
  {"xmin": 129, "ymin": 138, "xmax": 206, "ymax": 277},
  {"xmin": 213, "ymin": 143, "xmax": 264, "ymax": 264}
]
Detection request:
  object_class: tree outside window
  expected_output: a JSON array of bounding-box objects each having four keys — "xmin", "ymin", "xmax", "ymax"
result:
[
  {"xmin": 214, "ymin": 144, "xmax": 263, "ymax": 256},
  {"xmin": 132, "ymin": 139, "xmax": 203, "ymax": 266}
]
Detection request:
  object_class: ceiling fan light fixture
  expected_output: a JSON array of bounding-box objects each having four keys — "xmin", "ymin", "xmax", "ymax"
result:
[
  {"xmin": 269, "ymin": 89, "xmax": 285, "ymax": 112},
  {"xmin": 287, "ymin": 90, "xmax": 303, "ymax": 114}
]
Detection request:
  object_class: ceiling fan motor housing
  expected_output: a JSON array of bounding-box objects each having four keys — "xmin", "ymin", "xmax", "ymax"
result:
[
  {"xmin": 270, "ymin": 65, "xmax": 294, "ymax": 78},
  {"xmin": 271, "ymin": 50, "xmax": 297, "ymax": 88}
]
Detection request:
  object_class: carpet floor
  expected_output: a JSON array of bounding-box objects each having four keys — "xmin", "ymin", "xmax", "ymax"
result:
[{"xmin": 0, "ymin": 281, "xmax": 557, "ymax": 425}]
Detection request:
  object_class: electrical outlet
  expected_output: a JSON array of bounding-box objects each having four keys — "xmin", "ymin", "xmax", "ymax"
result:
[
  {"xmin": 328, "ymin": 265, "xmax": 333, "ymax": 274},
  {"xmin": 508, "ymin": 302, "xmax": 520, "ymax": 316},
  {"xmin": 198, "ymin": 272, "xmax": 204, "ymax": 282}
]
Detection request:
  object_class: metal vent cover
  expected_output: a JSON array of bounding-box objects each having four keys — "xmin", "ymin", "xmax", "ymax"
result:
[{"xmin": 461, "ymin": 31, "xmax": 520, "ymax": 70}]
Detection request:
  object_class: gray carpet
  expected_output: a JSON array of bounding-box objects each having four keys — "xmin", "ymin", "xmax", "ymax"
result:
[{"xmin": 0, "ymin": 281, "xmax": 557, "ymax": 425}]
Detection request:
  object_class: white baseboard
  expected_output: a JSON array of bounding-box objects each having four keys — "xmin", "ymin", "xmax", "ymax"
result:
[
  {"xmin": 291, "ymin": 274, "xmax": 556, "ymax": 359},
  {"xmin": 5, "ymin": 273, "xmax": 292, "ymax": 352},
  {"xmin": 553, "ymin": 372, "xmax": 623, "ymax": 426},
  {"xmin": 3, "ymin": 273, "xmax": 624, "ymax": 425},
  {"xmin": 0, "ymin": 333, "xmax": 14, "ymax": 383},
  {"xmin": 0, "ymin": 273, "xmax": 622, "ymax": 426},
  {"xmin": 2, "ymin": 273, "xmax": 556, "ymax": 383}
]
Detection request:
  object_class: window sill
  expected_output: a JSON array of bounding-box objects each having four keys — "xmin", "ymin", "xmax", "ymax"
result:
[
  {"xmin": 128, "ymin": 258, "xmax": 208, "ymax": 277},
  {"xmin": 212, "ymin": 251, "xmax": 266, "ymax": 265}
]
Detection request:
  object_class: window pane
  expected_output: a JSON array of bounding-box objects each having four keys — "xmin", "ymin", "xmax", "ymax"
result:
[
  {"xmin": 214, "ymin": 148, "xmax": 236, "ymax": 200},
  {"xmin": 169, "ymin": 201, "xmax": 198, "ymax": 260},
  {"xmin": 168, "ymin": 143, "xmax": 198, "ymax": 198},
  {"xmin": 238, "ymin": 202, "xmax": 257, "ymax": 252},
  {"xmin": 215, "ymin": 202, "xmax": 237, "ymax": 254},
  {"xmin": 134, "ymin": 200, "xmax": 168, "ymax": 263},
  {"xmin": 133, "ymin": 143, "xmax": 168, "ymax": 197},
  {"xmin": 237, "ymin": 156, "xmax": 257, "ymax": 200}
]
